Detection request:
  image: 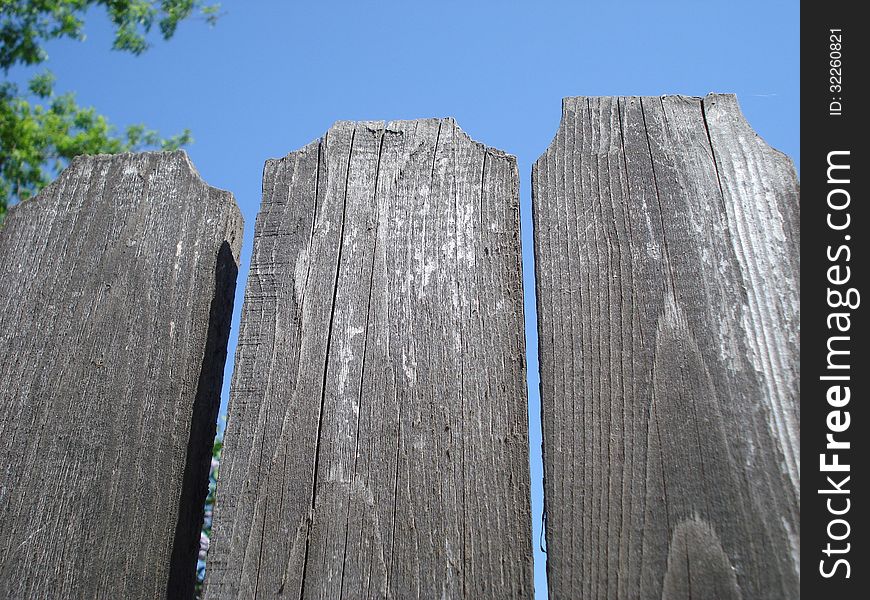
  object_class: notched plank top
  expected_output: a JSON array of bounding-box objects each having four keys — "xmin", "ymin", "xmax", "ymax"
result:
[
  {"xmin": 206, "ymin": 118, "xmax": 532, "ymax": 599},
  {"xmin": 533, "ymin": 94, "xmax": 799, "ymax": 599},
  {"xmin": 0, "ymin": 151, "xmax": 243, "ymax": 599}
]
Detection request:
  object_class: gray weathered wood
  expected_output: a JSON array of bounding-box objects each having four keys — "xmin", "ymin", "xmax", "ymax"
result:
[
  {"xmin": 533, "ymin": 94, "xmax": 799, "ymax": 599},
  {"xmin": 205, "ymin": 119, "xmax": 533, "ymax": 599},
  {"xmin": 0, "ymin": 151, "xmax": 243, "ymax": 599}
]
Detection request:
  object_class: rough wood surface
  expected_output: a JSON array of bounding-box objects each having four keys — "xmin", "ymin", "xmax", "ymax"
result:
[
  {"xmin": 205, "ymin": 119, "xmax": 532, "ymax": 599},
  {"xmin": 0, "ymin": 152, "xmax": 243, "ymax": 599},
  {"xmin": 532, "ymin": 94, "xmax": 799, "ymax": 599}
]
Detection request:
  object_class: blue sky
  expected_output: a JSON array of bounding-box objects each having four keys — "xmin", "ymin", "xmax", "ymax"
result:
[{"xmin": 14, "ymin": 1, "xmax": 798, "ymax": 596}]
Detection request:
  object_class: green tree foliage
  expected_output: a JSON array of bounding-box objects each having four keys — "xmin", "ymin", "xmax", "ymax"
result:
[
  {"xmin": 0, "ymin": 72, "xmax": 193, "ymax": 213},
  {"xmin": 0, "ymin": 0, "xmax": 220, "ymax": 219}
]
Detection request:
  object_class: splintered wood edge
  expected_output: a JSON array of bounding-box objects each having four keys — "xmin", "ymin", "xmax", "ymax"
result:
[
  {"xmin": 533, "ymin": 93, "xmax": 798, "ymax": 180},
  {"xmin": 701, "ymin": 93, "xmax": 799, "ymax": 179},
  {"xmin": 5, "ymin": 151, "xmax": 244, "ymax": 253},
  {"xmin": 266, "ymin": 117, "xmax": 517, "ymax": 168}
]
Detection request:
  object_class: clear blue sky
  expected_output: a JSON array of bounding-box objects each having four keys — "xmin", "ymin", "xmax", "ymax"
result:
[{"xmin": 15, "ymin": 1, "xmax": 798, "ymax": 596}]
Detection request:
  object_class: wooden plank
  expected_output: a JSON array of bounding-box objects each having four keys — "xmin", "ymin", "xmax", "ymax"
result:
[
  {"xmin": 532, "ymin": 94, "xmax": 799, "ymax": 599},
  {"xmin": 205, "ymin": 119, "xmax": 533, "ymax": 599},
  {"xmin": 0, "ymin": 152, "xmax": 243, "ymax": 599}
]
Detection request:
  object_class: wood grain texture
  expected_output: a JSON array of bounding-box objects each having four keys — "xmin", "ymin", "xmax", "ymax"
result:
[
  {"xmin": 0, "ymin": 152, "xmax": 243, "ymax": 599},
  {"xmin": 532, "ymin": 94, "xmax": 799, "ymax": 599},
  {"xmin": 205, "ymin": 119, "xmax": 532, "ymax": 599}
]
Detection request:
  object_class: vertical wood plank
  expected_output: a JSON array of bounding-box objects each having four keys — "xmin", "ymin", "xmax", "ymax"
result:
[
  {"xmin": 0, "ymin": 151, "xmax": 244, "ymax": 599},
  {"xmin": 205, "ymin": 119, "xmax": 533, "ymax": 599},
  {"xmin": 533, "ymin": 95, "xmax": 799, "ymax": 599}
]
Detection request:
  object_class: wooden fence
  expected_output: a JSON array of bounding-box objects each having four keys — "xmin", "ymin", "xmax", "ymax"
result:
[
  {"xmin": 533, "ymin": 94, "xmax": 800, "ymax": 599},
  {"xmin": 0, "ymin": 96, "xmax": 799, "ymax": 599},
  {"xmin": 0, "ymin": 152, "xmax": 243, "ymax": 599},
  {"xmin": 204, "ymin": 119, "xmax": 533, "ymax": 599}
]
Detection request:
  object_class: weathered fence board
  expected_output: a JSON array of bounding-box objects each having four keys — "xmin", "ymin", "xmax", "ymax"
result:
[
  {"xmin": 205, "ymin": 119, "xmax": 533, "ymax": 599},
  {"xmin": 0, "ymin": 152, "xmax": 243, "ymax": 599},
  {"xmin": 533, "ymin": 94, "xmax": 799, "ymax": 598}
]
